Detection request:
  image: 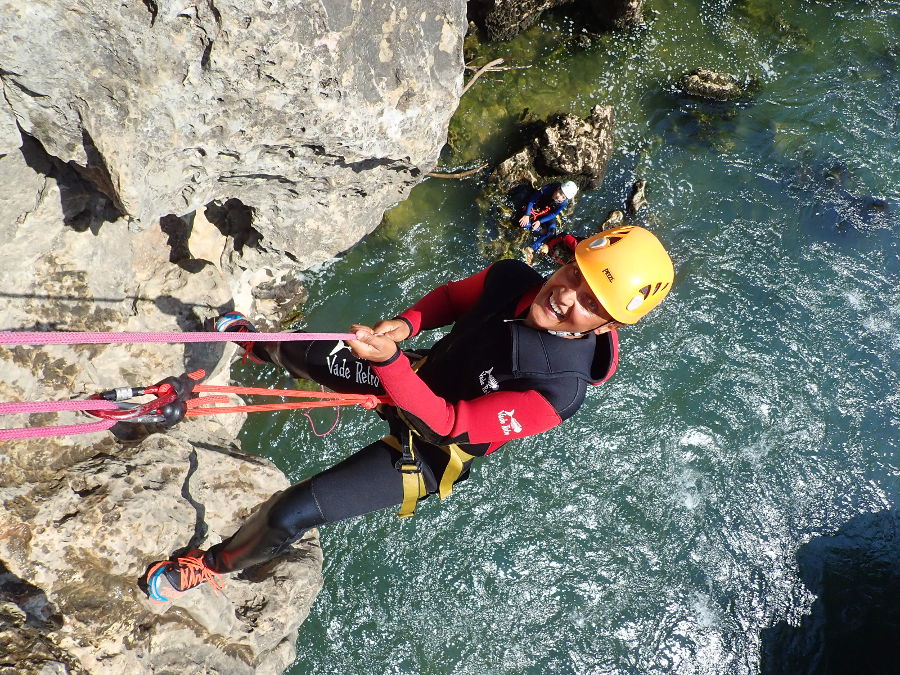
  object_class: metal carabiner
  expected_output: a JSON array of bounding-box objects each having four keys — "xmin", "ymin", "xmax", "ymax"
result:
[{"xmin": 86, "ymin": 370, "xmax": 205, "ymax": 426}]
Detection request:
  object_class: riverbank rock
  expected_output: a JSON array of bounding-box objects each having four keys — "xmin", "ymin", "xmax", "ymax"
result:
[
  {"xmin": 491, "ymin": 104, "xmax": 615, "ymax": 191},
  {"xmin": 588, "ymin": 0, "xmax": 645, "ymax": 30},
  {"xmin": 469, "ymin": 0, "xmax": 644, "ymax": 42}
]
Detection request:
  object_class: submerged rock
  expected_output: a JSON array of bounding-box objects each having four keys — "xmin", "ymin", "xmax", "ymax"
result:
[
  {"xmin": 628, "ymin": 179, "xmax": 648, "ymax": 215},
  {"xmin": 679, "ymin": 68, "xmax": 747, "ymax": 101}
]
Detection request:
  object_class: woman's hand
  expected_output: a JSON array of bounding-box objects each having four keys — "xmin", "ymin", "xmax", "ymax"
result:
[
  {"xmin": 347, "ymin": 324, "xmax": 399, "ymax": 363},
  {"xmin": 371, "ymin": 318, "xmax": 411, "ymax": 343},
  {"xmin": 518, "ymin": 215, "xmax": 531, "ymax": 229}
]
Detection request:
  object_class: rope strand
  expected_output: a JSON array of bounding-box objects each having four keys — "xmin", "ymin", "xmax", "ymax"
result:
[{"xmin": 0, "ymin": 331, "xmax": 356, "ymax": 345}]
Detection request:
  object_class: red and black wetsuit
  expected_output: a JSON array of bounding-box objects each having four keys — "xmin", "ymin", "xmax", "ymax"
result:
[
  {"xmin": 542, "ymin": 232, "xmax": 581, "ymax": 264},
  {"xmin": 206, "ymin": 260, "xmax": 618, "ymax": 573}
]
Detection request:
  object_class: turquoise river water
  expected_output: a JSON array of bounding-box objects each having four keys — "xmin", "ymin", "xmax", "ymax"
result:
[{"xmin": 236, "ymin": 1, "xmax": 898, "ymax": 673}]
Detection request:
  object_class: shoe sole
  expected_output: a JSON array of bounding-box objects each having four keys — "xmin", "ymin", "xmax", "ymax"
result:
[{"xmin": 145, "ymin": 561, "xmax": 185, "ymax": 604}]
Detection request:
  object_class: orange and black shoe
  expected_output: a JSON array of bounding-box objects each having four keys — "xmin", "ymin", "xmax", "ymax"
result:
[
  {"xmin": 213, "ymin": 312, "xmax": 265, "ymax": 364},
  {"xmin": 145, "ymin": 550, "xmax": 224, "ymax": 603}
]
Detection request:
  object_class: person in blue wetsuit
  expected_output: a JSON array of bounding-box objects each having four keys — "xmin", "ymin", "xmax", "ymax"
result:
[{"xmin": 517, "ymin": 181, "xmax": 579, "ymax": 259}]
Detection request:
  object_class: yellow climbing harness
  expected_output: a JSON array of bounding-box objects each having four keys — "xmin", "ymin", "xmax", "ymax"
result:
[
  {"xmin": 382, "ymin": 425, "xmax": 476, "ymax": 519},
  {"xmin": 383, "ymin": 356, "xmax": 477, "ymax": 518}
]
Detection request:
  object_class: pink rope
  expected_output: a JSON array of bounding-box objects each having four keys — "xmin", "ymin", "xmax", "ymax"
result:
[
  {"xmin": 0, "ymin": 399, "xmax": 119, "ymax": 441},
  {"xmin": 0, "ymin": 400, "xmax": 118, "ymax": 415},
  {"xmin": 0, "ymin": 419, "xmax": 116, "ymax": 441},
  {"xmin": 0, "ymin": 331, "xmax": 362, "ymax": 439},
  {"xmin": 0, "ymin": 331, "xmax": 357, "ymax": 345}
]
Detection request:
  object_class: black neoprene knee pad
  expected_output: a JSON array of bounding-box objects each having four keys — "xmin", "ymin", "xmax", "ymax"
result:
[{"xmin": 266, "ymin": 479, "xmax": 327, "ymax": 538}]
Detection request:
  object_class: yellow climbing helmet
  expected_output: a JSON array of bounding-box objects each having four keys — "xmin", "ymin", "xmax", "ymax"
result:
[{"xmin": 574, "ymin": 225, "xmax": 674, "ymax": 324}]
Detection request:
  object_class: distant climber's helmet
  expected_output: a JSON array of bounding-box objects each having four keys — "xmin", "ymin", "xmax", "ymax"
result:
[
  {"xmin": 560, "ymin": 181, "xmax": 579, "ymax": 200},
  {"xmin": 574, "ymin": 225, "xmax": 674, "ymax": 324}
]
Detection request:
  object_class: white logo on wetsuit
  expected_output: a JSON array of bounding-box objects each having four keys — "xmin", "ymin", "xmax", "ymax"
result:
[
  {"xmin": 498, "ymin": 409, "xmax": 522, "ymax": 436},
  {"xmin": 479, "ymin": 367, "xmax": 499, "ymax": 393},
  {"xmin": 326, "ymin": 343, "xmax": 381, "ymax": 388}
]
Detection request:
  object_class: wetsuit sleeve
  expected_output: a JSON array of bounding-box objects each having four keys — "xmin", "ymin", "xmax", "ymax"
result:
[
  {"xmin": 373, "ymin": 352, "xmax": 562, "ymax": 451},
  {"xmin": 544, "ymin": 234, "xmax": 563, "ymax": 249},
  {"xmin": 396, "ymin": 265, "xmax": 491, "ymax": 337},
  {"xmin": 536, "ymin": 199, "xmax": 567, "ymax": 225},
  {"xmin": 525, "ymin": 190, "xmax": 540, "ymax": 216}
]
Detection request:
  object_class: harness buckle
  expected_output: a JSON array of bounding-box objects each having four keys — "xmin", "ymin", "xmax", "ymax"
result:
[{"xmin": 394, "ymin": 456, "xmax": 422, "ymax": 473}]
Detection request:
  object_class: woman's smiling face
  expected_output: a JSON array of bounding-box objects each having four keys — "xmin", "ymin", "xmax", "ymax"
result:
[{"xmin": 525, "ymin": 263, "xmax": 615, "ymax": 336}]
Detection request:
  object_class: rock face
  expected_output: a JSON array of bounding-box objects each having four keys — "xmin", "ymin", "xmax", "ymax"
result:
[
  {"xmin": 0, "ymin": 0, "xmax": 465, "ymax": 272},
  {"xmin": 0, "ymin": 0, "xmax": 467, "ymax": 671},
  {"xmin": 0, "ymin": 137, "xmax": 323, "ymax": 673},
  {"xmin": 1, "ymin": 432, "xmax": 322, "ymax": 675},
  {"xmin": 491, "ymin": 105, "xmax": 614, "ymax": 192}
]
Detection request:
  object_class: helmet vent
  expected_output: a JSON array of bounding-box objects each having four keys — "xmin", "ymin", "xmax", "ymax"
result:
[{"xmin": 600, "ymin": 226, "xmax": 631, "ymax": 247}]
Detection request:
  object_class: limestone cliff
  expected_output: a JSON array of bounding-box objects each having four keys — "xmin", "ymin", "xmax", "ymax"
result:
[
  {"xmin": 0, "ymin": 0, "xmax": 464, "ymax": 273},
  {"xmin": 0, "ymin": 0, "xmax": 466, "ymax": 672}
]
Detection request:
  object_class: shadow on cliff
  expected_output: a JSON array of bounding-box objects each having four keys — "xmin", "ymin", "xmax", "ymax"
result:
[
  {"xmin": 759, "ymin": 508, "xmax": 900, "ymax": 675},
  {"xmin": 135, "ymin": 442, "xmax": 275, "ymax": 562},
  {"xmin": 0, "ymin": 559, "xmax": 63, "ymax": 629},
  {"xmin": 19, "ymin": 130, "xmax": 122, "ymax": 232}
]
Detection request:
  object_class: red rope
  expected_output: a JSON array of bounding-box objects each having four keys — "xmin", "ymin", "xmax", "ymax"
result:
[
  {"xmin": 184, "ymin": 384, "xmax": 391, "ymax": 417},
  {"xmin": 1, "ymin": 367, "xmax": 391, "ymax": 439}
]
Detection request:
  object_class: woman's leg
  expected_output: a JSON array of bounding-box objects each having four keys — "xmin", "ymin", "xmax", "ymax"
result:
[
  {"xmin": 205, "ymin": 436, "xmax": 435, "ymax": 573},
  {"xmin": 145, "ymin": 435, "xmax": 445, "ymax": 600}
]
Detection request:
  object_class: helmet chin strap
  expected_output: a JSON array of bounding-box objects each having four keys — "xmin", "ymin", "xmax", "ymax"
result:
[
  {"xmin": 546, "ymin": 329, "xmax": 588, "ymax": 338},
  {"xmin": 505, "ymin": 318, "xmax": 611, "ymax": 338},
  {"xmin": 547, "ymin": 318, "xmax": 615, "ymax": 338}
]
